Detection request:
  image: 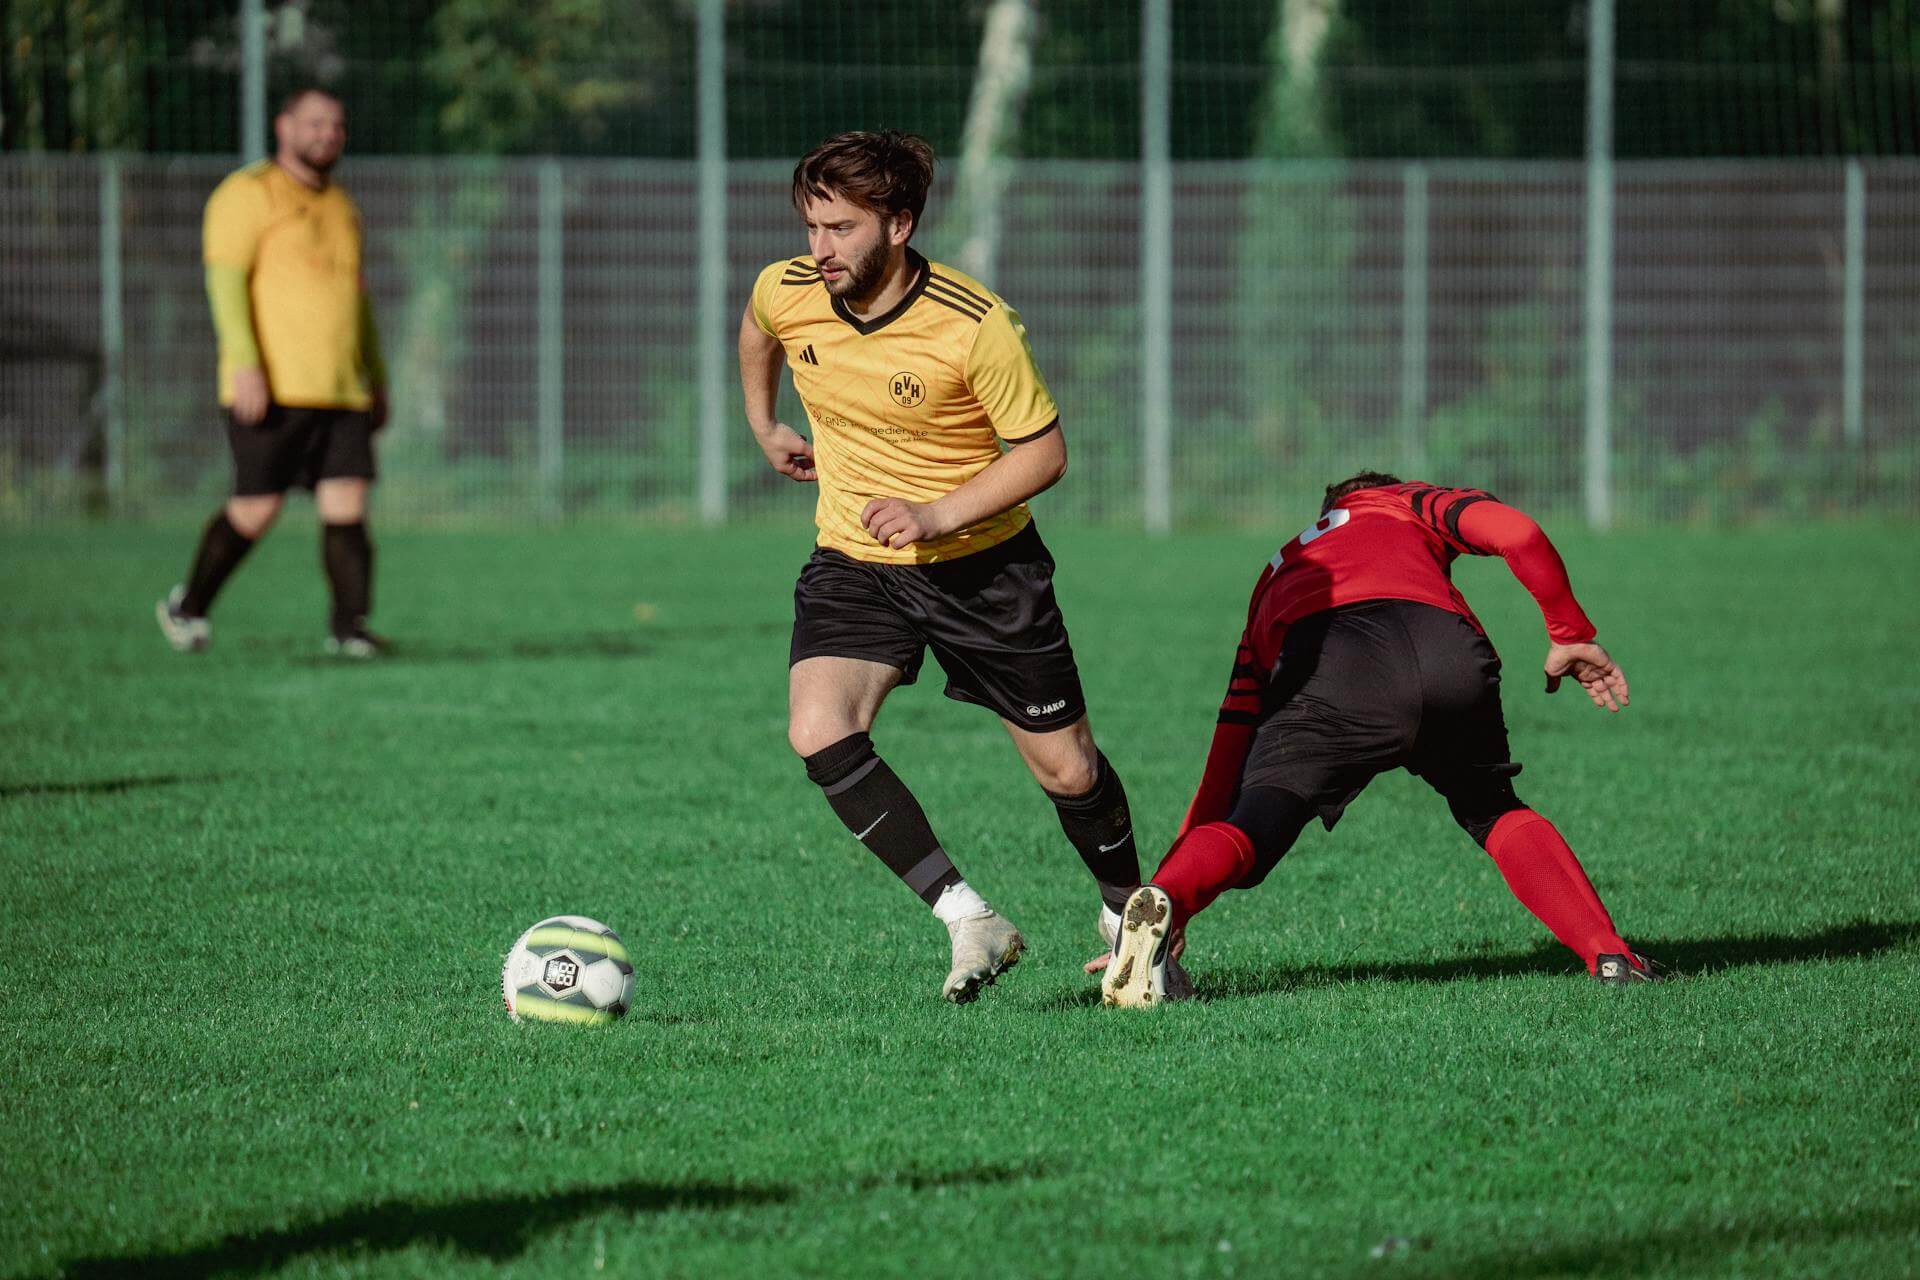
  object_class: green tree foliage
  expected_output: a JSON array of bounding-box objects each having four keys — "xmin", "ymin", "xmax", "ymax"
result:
[
  {"xmin": 2, "ymin": 0, "xmax": 152, "ymax": 151},
  {"xmin": 427, "ymin": 0, "xmax": 685, "ymax": 154},
  {"xmin": 3, "ymin": 0, "xmax": 1914, "ymax": 159}
]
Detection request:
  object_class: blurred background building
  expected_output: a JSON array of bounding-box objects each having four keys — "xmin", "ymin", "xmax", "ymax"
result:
[{"xmin": 3, "ymin": 1, "xmax": 1916, "ymax": 525}]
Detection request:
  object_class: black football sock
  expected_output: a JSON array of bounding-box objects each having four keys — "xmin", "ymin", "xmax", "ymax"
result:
[
  {"xmin": 180, "ymin": 510, "xmax": 256, "ymax": 617},
  {"xmin": 1047, "ymin": 751, "xmax": 1141, "ymax": 913},
  {"xmin": 804, "ymin": 733, "xmax": 963, "ymax": 908},
  {"xmin": 322, "ymin": 520, "xmax": 374, "ymax": 636}
]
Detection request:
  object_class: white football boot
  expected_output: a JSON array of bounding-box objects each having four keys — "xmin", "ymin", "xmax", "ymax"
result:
[
  {"xmin": 942, "ymin": 910, "xmax": 1024, "ymax": 1004},
  {"xmin": 1098, "ymin": 895, "xmax": 1192, "ymax": 1002},
  {"xmin": 154, "ymin": 586, "xmax": 211, "ymax": 652},
  {"xmin": 1102, "ymin": 885, "xmax": 1178, "ymax": 1008}
]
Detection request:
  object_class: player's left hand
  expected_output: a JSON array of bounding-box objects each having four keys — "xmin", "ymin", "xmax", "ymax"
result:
[
  {"xmin": 861, "ymin": 497, "xmax": 950, "ymax": 549},
  {"xmin": 1544, "ymin": 641, "xmax": 1629, "ymax": 712}
]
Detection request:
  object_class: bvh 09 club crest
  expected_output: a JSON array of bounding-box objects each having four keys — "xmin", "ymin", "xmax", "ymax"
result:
[{"xmin": 889, "ymin": 370, "xmax": 925, "ymax": 407}]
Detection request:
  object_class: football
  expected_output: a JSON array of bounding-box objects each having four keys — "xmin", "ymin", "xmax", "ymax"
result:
[{"xmin": 501, "ymin": 915, "xmax": 635, "ymax": 1024}]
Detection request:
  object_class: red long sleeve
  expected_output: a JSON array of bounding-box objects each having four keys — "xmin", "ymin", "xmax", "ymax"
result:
[{"xmin": 1453, "ymin": 500, "xmax": 1597, "ymax": 644}]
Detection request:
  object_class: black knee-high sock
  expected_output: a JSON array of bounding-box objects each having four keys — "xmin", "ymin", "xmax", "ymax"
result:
[
  {"xmin": 322, "ymin": 521, "xmax": 373, "ymax": 635},
  {"xmin": 1047, "ymin": 752, "xmax": 1140, "ymax": 913},
  {"xmin": 180, "ymin": 511, "xmax": 256, "ymax": 617},
  {"xmin": 804, "ymin": 733, "xmax": 963, "ymax": 907}
]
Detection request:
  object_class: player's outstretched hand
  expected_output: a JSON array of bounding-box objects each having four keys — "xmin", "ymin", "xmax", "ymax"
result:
[
  {"xmin": 861, "ymin": 496, "xmax": 951, "ymax": 550},
  {"xmin": 232, "ymin": 366, "xmax": 271, "ymax": 426},
  {"xmin": 1544, "ymin": 641, "xmax": 1629, "ymax": 712},
  {"xmin": 756, "ymin": 421, "xmax": 816, "ymax": 482}
]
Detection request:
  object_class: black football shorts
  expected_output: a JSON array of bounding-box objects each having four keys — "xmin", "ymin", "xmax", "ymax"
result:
[
  {"xmin": 227, "ymin": 405, "xmax": 377, "ymax": 496},
  {"xmin": 1240, "ymin": 599, "xmax": 1523, "ymax": 830},
  {"xmin": 790, "ymin": 521, "xmax": 1088, "ymax": 732}
]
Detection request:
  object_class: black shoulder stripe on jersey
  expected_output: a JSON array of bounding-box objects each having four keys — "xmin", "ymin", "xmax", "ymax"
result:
[
  {"xmin": 780, "ymin": 278, "xmax": 822, "ymax": 287},
  {"xmin": 924, "ymin": 279, "xmax": 988, "ymax": 319},
  {"xmin": 788, "ymin": 258, "xmax": 816, "ymax": 271},
  {"xmin": 1443, "ymin": 494, "xmax": 1494, "ymax": 549},
  {"xmin": 783, "ymin": 271, "xmax": 821, "ymax": 282},
  {"xmin": 1231, "ymin": 663, "xmax": 1264, "ymax": 682},
  {"xmin": 1217, "ymin": 710, "xmax": 1263, "ymax": 727},
  {"xmin": 929, "ymin": 273, "xmax": 992, "ymax": 311},
  {"xmin": 924, "ymin": 291, "xmax": 987, "ymax": 323},
  {"xmin": 1407, "ymin": 486, "xmax": 1440, "ymax": 523}
]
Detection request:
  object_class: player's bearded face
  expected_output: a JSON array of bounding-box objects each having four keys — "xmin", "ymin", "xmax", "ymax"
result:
[
  {"xmin": 806, "ymin": 198, "xmax": 897, "ymax": 301},
  {"xmin": 278, "ymin": 96, "xmax": 347, "ymax": 174},
  {"xmin": 824, "ymin": 231, "xmax": 890, "ymax": 299}
]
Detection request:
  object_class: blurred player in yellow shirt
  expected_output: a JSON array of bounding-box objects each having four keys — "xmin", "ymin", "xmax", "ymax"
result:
[
  {"xmin": 739, "ymin": 131, "xmax": 1181, "ymax": 1003},
  {"xmin": 156, "ymin": 87, "xmax": 390, "ymax": 658}
]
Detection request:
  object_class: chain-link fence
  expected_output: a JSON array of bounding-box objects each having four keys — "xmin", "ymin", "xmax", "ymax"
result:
[{"xmin": 4, "ymin": 153, "xmax": 1915, "ymax": 525}]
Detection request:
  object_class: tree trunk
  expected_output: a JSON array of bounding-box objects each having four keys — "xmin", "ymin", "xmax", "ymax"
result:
[{"xmin": 943, "ymin": 0, "xmax": 1035, "ymax": 285}]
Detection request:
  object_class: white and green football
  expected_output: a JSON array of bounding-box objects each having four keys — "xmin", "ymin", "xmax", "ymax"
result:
[{"xmin": 501, "ymin": 915, "xmax": 635, "ymax": 1024}]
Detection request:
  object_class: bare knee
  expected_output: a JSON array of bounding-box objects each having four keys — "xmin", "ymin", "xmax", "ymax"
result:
[
  {"xmin": 1029, "ymin": 746, "xmax": 1099, "ymax": 797},
  {"xmin": 315, "ymin": 479, "xmax": 369, "ymax": 524},
  {"xmin": 789, "ymin": 715, "xmax": 860, "ymax": 760},
  {"xmin": 225, "ymin": 494, "xmax": 283, "ymax": 539}
]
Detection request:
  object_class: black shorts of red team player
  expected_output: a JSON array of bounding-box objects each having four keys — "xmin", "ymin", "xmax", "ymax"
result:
[
  {"xmin": 1240, "ymin": 598, "xmax": 1524, "ymax": 857},
  {"xmin": 789, "ymin": 521, "xmax": 1088, "ymax": 733},
  {"xmin": 227, "ymin": 404, "xmax": 377, "ymax": 496}
]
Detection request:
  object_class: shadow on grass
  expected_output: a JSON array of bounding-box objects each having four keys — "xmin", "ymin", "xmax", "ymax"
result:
[
  {"xmin": 1045, "ymin": 919, "xmax": 1920, "ymax": 1008},
  {"xmin": 1428, "ymin": 1201, "xmax": 1917, "ymax": 1279},
  {"xmin": 55, "ymin": 1178, "xmax": 791, "ymax": 1278},
  {"xmin": 0, "ymin": 773, "xmax": 223, "ymax": 800}
]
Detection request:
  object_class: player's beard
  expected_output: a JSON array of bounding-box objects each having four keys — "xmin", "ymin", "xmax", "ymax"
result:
[
  {"xmin": 823, "ymin": 235, "xmax": 891, "ymax": 302},
  {"xmin": 299, "ymin": 143, "xmax": 341, "ymax": 177}
]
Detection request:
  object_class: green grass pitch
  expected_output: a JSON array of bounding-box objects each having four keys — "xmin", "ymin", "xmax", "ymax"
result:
[{"xmin": 3, "ymin": 518, "xmax": 1916, "ymax": 1279}]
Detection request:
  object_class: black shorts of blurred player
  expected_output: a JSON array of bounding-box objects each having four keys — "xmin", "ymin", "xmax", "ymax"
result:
[
  {"xmin": 790, "ymin": 522, "xmax": 1087, "ymax": 735},
  {"xmin": 227, "ymin": 404, "xmax": 378, "ymax": 498}
]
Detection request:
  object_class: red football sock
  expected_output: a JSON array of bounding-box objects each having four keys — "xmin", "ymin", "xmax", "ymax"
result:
[
  {"xmin": 1151, "ymin": 822, "xmax": 1256, "ymax": 924},
  {"xmin": 1485, "ymin": 809, "xmax": 1631, "ymax": 973}
]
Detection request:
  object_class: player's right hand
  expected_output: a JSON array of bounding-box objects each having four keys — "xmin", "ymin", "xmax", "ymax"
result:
[
  {"xmin": 756, "ymin": 421, "xmax": 816, "ymax": 482},
  {"xmin": 1544, "ymin": 641, "xmax": 1629, "ymax": 712},
  {"xmin": 231, "ymin": 367, "xmax": 271, "ymax": 426}
]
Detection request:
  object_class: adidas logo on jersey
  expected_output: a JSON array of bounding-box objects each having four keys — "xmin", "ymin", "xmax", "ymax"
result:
[{"xmin": 796, "ymin": 344, "xmax": 819, "ymax": 366}]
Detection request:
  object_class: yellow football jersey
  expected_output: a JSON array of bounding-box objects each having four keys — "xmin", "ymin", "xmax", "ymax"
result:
[
  {"xmin": 203, "ymin": 160, "xmax": 374, "ymax": 410},
  {"xmin": 751, "ymin": 249, "xmax": 1060, "ymax": 564}
]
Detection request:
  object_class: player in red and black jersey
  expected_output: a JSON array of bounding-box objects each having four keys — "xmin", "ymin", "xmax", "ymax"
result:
[{"xmin": 1099, "ymin": 471, "xmax": 1658, "ymax": 1007}]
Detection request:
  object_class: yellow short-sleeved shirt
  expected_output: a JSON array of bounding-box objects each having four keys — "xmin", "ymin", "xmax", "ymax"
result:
[
  {"xmin": 750, "ymin": 248, "xmax": 1060, "ymax": 564},
  {"xmin": 203, "ymin": 160, "xmax": 373, "ymax": 410}
]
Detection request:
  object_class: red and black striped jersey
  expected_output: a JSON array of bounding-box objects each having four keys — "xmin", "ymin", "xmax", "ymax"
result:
[{"xmin": 1186, "ymin": 483, "xmax": 1597, "ymax": 834}]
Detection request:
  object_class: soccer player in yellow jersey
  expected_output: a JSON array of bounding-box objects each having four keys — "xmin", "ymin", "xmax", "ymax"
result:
[
  {"xmin": 740, "ymin": 131, "xmax": 1183, "ymax": 1002},
  {"xmin": 156, "ymin": 87, "xmax": 389, "ymax": 658}
]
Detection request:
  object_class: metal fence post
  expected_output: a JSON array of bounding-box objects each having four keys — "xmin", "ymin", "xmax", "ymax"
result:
[
  {"xmin": 537, "ymin": 160, "xmax": 564, "ymax": 519},
  {"xmin": 696, "ymin": 0, "xmax": 728, "ymax": 524},
  {"xmin": 1140, "ymin": 0, "xmax": 1172, "ymax": 534},
  {"xmin": 240, "ymin": 0, "xmax": 266, "ymax": 160},
  {"xmin": 1583, "ymin": 0, "xmax": 1615, "ymax": 530},
  {"xmin": 100, "ymin": 155, "xmax": 126, "ymax": 512},
  {"xmin": 1399, "ymin": 162, "xmax": 1428, "ymax": 478},
  {"xmin": 1843, "ymin": 160, "xmax": 1865, "ymax": 447}
]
